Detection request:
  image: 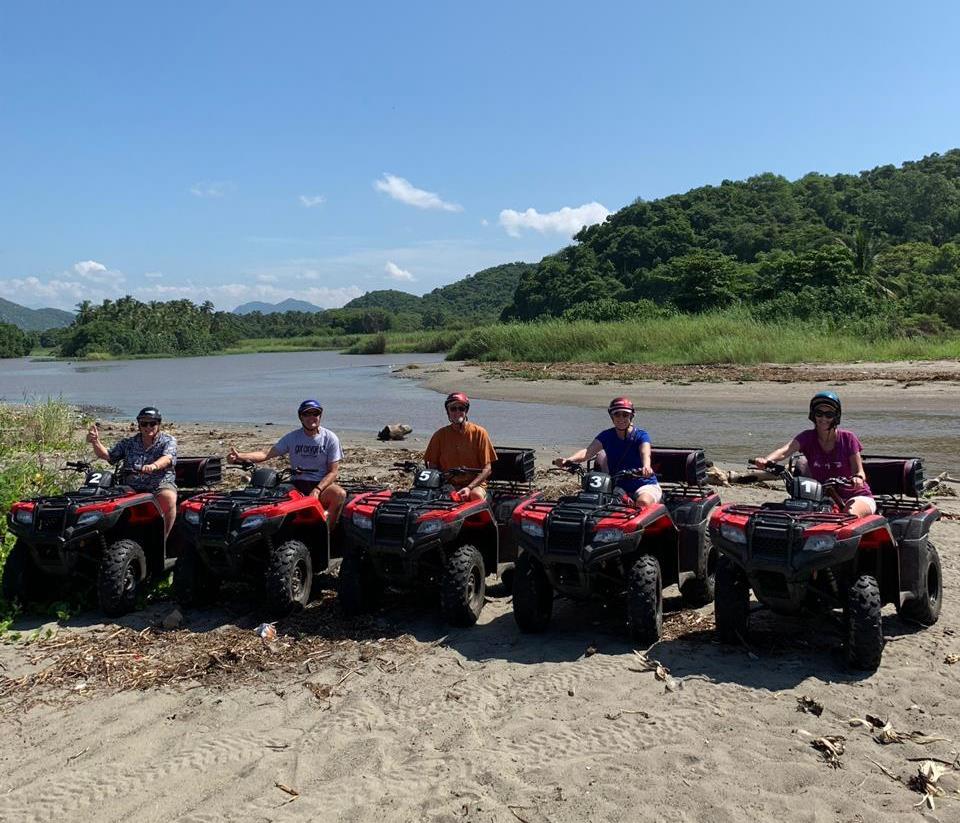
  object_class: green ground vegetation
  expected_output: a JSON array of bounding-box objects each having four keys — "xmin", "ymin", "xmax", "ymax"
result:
[{"xmin": 0, "ymin": 400, "xmax": 86, "ymax": 624}]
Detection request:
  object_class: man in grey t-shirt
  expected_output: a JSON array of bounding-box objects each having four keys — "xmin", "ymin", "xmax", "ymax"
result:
[{"xmin": 228, "ymin": 399, "xmax": 347, "ymax": 529}]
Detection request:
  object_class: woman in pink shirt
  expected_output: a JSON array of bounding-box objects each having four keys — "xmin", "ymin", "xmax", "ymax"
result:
[{"xmin": 753, "ymin": 391, "xmax": 876, "ymax": 517}]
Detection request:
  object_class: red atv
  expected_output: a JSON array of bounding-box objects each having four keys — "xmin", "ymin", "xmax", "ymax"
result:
[
  {"xmin": 175, "ymin": 462, "xmax": 379, "ymax": 615},
  {"xmin": 709, "ymin": 456, "xmax": 942, "ymax": 670},
  {"xmin": 511, "ymin": 448, "xmax": 719, "ymax": 643},
  {"xmin": 4, "ymin": 456, "xmax": 221, "ymax": 616},
  {"xmin": 338, "ymin": 447, "xmax": 540, "ymax": 626}
]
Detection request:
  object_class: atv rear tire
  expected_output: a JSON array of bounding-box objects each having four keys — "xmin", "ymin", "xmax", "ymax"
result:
[
  {"xmin": 714, "ymin": 555, "xmax": 750, "ymax": 644},
  {"xmin": 680, "ymin": 534, "xmax": 717, "ymax": 607},
  {"xmin": 1, "ymin": 540, "xmax": 43, "ymax": 606},
  {"xmin": 441, "ymin": 544, "xmax": 485, "ymax": 626},
  {"xmin": 98, "ymin": 538, "xmax": 147, "ymax": 617},
  {"xmin": 897, "ymin": 540, "xmax": 942, "ymax": 625},
  {"xmin": 628, "ymin": 554, "xmax": 662, "ymax": 645},
  {"xmin": 173, "ymin": 543, "xmax": 220, "ymax": 608},
  {"xmin": 512, "ymin": 551, "xmax": 553, "ymax": 633},
  {"xmin": 338, "ymin": 544, "xmax": 383, "ymax": 616},
  {"xmin": 265, "ymin": 539, "xmax": 312, "ymax": 615},
  {"xmin": 846, "ymin": 574, "xmax": 884, "ymax": 670}
]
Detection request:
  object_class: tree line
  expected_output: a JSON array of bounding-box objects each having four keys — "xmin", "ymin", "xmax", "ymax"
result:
[{"xmin": 503, "ymin": 150, "xmax": 960, "ymax": 336}]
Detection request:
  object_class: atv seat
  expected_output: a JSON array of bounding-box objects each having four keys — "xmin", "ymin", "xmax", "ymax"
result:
[
  {"xmin": 176, "ymin": 456, "xmax": 223, "ymax": 488},
  {"xmin": 862, "ymin": 456, "xmax": 924, "ymax": 499},
  {"xmin": 651, "ymin": 448, "xmax": 708, "ymax": 488},
  {"xmin": 250, "ymin": 467, "xmax": 280, "ymax": 488}
]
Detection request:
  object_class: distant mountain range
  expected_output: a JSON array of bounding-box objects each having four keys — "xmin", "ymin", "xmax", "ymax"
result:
[
  {"xmin": 233, "ymin": 298, "xmax": 326, "ymax": 314},
  {"xmin": 0, "ymin": 297, "xmax": 75, "ymax": 331}
]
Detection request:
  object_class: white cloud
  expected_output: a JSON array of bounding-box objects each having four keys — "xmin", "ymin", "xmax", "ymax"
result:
[
  {"xmin": 73, "ymin": 260, "xmax": 107, "ymax": 278},
  {"xmin": 299, "ymin": 194, "xmax": 326, "ymax": 208},
  {"xmin": 144, "ymin": 271, "xmax": 163, "ymax": 280},
  {"xmin": 498, "ymin": 201, "xmax": 611, "ymax": 238},
  {"xmin": 190, "ymin": 181, "xmax": 231, "ymax": 198},
  {"xmin": 385, "ymin": 261, "xmax": 414, "ymax": 282},
  {"xmin": 480, "ymin": 218, "xmax": 489, "ymax": 226},
  {"xmin": 374, "ymin": 173, "xmax": 462, "ymax": 212},
  {"xmin": 256, "ymin": 273, "xmax": 279, "ymax": 283}
]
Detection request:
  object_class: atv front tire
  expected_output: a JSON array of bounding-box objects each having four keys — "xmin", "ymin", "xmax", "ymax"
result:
[
  {"xmin": 680, "ymin": 534, "xmax": 717, "ymax": 607},
  {"xmin": 846, "ymin": 574, "xmax": 884, "ymax": 670},
  {"xmin": 441, "ymin": 544, "xmax": 485, "ymax": 626},
  {"xmin": 338, "ymin": 544, "xmax": 383, "ymax": 616},
  {"xmin": 714, "ymin": 555, "xmax": 750, "ymax": 644},
  {"xmin": 173, "ymin": 543, "xmax": 220, "ymax": 608},
  {"xmin": 628, "ymin": 554, "xmax": 662, "ymax": 645},
  {"xmin": 897, "ymin": 540, "xmax": 942, "ymax": 626},
  {"xmin": 1, "ymin": 540, "xmax": 43, "ymax": 606},
  {"xmin": 98, "ymin": 538, "xmax": 147, "ymax": 617},
  {"xmin": 512, "ymin": 551, "xmax": 553, "ymax": 633},
  {"xmin": 265, "ymin": 539, "xmax": 312, "ymax": 615}
]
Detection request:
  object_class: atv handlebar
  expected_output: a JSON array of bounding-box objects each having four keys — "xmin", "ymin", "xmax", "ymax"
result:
[
  {"xmin": 64, "ymin": 461, "xmax": 93, "ymax": 472},
  {"xmin": 393, "ymin": 462, "xmax": 482, "ymax": 478}
]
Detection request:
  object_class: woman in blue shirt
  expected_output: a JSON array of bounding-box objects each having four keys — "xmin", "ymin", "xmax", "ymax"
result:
[{"xmin": 554, "ymin": 397, "xmax": 662, "ymax": 506}]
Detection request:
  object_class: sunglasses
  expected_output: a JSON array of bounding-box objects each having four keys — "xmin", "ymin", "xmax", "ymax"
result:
[
  {"xmin": 611, "ymin": 410, "xmax": 633, "ymax": 418},
  {"xmin": 300, "ymin": 410, "xmax": 322, "ymax": 417},
  {"xmin": 447, "ymin": 405, "xmax": 467, "ymax": 412},
  {"xmin": 138, "ymin": 420, "xmax": 159, "ymax": 427},
  {"xmin": 813, "ymin": 410, "xmax": 837, "ymax": 419}
]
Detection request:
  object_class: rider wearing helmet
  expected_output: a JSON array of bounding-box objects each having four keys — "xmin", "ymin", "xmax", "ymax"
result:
[
  {"xmin": 424, "ymin": 392, "xmax": 497, "ymax": 502},
  {"xmin": 228, "ymin": 399, "xmax": 346, "ymax": 529},
  {"xmin": 754, "ymin": 391, "xmax": 875, "ymax": 516},
  {"xmin": 87, "ymin": 406, "xmax": 179, "ymax": 537},
  {"xmin": 554, "ymin": 396, "xmax": 662, "ymax": 506}
]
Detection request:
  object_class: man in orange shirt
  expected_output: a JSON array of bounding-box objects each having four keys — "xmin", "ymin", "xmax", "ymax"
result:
[{"xmin": 424, "ymin": 392, "xmax": 497, "ymax": 501}]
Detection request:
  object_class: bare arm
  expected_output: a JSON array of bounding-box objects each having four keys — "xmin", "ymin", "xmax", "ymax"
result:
[
  {"xmin": 87, "ymin": 424, "xmax": 110, "ymax": 461},
  {"xmin": 465, "ymin": 462, "xmax": 493, "ymax": 491},
  {"xmin": 228, "ymin": 444, "xmax": 282, "ymax": 464},
  {"xmin": 313, "ymin": 461, "xmax": 340, "ymax": 495},
  {"xmin": 848, "ymin": 451, "xmax": 866, "ymax": 488},
  {"xmin": 754, "ymin": 439, "xmax": 800, "ymax": 469},
  {"xmin": 554, "ymin": 439, "xmax": 604, "ymax": 467},
  {"xmin": 640, "ymin": 441, "xmax": 653, "ymax": 477}
]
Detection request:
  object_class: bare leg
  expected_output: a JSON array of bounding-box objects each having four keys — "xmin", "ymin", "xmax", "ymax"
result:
[
  {"xmin": 320, "ymin": 483, "xmax": 347, "ymax": 531},
  {"xmin": 155, "ymin": 488, "xmax": 178, "ymax": 539},
  {"xmin": 465, "ymin": 486, "xmax": 487, "ymax": 502}
]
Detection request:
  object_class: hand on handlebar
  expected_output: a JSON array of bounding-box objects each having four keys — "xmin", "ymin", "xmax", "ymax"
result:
[{"xmin": 449, "ymin": 488, "xmax": 469, "ymax": 503}]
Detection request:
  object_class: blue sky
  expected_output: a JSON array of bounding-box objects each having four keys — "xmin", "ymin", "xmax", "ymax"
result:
[{"xmin": 2, "ymin": 1, "xmax": 958, "ymax": 311}]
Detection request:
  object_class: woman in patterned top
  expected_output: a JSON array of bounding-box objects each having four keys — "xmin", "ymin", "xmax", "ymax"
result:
[{"xmin": 87, "ymin": 406, "xmax": 178, "ymax": 537}]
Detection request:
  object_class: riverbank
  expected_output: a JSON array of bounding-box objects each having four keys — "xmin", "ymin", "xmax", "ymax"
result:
[{"xmin": 0, "ymin": 424, "xmax": 958, "ymax": 821}]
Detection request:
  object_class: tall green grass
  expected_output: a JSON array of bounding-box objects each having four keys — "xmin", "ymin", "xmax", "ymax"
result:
[
  {"xmin": 1, "ymin": 400, "xmax": 85, "ymax": 611},
  {"xmin": 447, "ymin": 309, "xmax": 960, "ymax": 364}
]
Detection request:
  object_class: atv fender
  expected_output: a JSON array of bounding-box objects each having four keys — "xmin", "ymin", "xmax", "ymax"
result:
[{"xmin": 852, "ymin": 522, "xmax": 900, "ymax": 608}]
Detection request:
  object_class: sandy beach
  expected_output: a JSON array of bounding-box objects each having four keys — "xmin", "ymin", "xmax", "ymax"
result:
[{"xmin": 1, "ymin": 372, "xmax": 959, "ymax": 822}]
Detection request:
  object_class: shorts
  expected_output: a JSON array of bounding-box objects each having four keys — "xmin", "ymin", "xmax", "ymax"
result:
[
  {"xmin": 293, "ymin": 479, "xmax": 320, "ymax": 495},
  {"xmin": 848, "ymin": 495, "xmax": 877, "ymax": 514},
  {"xmin": 631, "ymin": 483, "xmax": 663, "ymax": 504}
]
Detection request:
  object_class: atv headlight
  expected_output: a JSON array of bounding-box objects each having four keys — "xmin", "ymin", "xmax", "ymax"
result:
[
  {"xmin": 417, "ymin": 519, "xmax": 442, "ymax": 535},
  {"xmin": 521, "ymin": 520, "xmax": 544, "ymax": 538},
  {"xmin": 720, "ymin": 523, "xmax": 747, "ymax": 545},
  {"xmin": 75, "ymin": 512, "xmax": 103, "ymax": 528},
  {"xmin": 240, "ymin": 515, "xmax": 265, "ymax": 530},
  {"xmin": 802, "ymin": 535, "xmax": 836, "ymax": 553},
  {"xmin": 593, "ymin": 528, "xmax": 625, "ymax": 544},
  {"xmin": 183, "ymin": 509, "xmax": 200, "ymax": 526},
  {"xmin": 14, "ymin": 509, "xmax": 34, "ymax": 525},
  {"xmin": 352, "ymin": 513, "xmax": 373, "ymax": 530}
]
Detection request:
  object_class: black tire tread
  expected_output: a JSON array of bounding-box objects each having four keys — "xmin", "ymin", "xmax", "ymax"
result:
[
  {"xmin": 680, "ymin": 534, "xmax": 717, "ymax": 607},
  {"xmin": 627, "ymin": 554, "xmax": 662, "ymax": 644},
  {"xmin": 1, "ymin": 540, "xmax": 42, "ymax": 606},
  {"xmin": 898, "ymin": 540, "xmax": 942, "ymax": 625},
  {"xmin": 846, "ymin": 574, "xmax": 884, "ymax": 670},
  {"xmin": 714, "ymin": 555, "xmax": 750, "ymax": 644},
  {"xmin": 512, "ymin": 552, "xmax": 553, "ymax": 633},
  {"xmin": 265, "ymin": 539, "xmax": 312, "ymax": 615},
  {"xmin": 98, "ymin": 538, "xmax": 146, "ymax": 617},
  {"xmin": 441, "ymin": 544, "xmax": 485, "ymax": 627}
]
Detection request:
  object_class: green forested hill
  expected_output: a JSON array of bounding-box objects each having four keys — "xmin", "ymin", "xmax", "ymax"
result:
[
  {"xmin": 345, "ymin": 262, "xmax": 534, "ymax": 325},
  {"xmin": 0, "ymin": 297, "xmax": 74, "ymax": 331},
  {"xmin": 504, "ymin": 150, "xmax": 960, "ymax": 331}
]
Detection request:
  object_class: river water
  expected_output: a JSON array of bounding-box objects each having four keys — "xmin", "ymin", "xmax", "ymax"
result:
[{"xmin": 1, "ymin": 352, "xmax": 957, "ymax": 473}]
